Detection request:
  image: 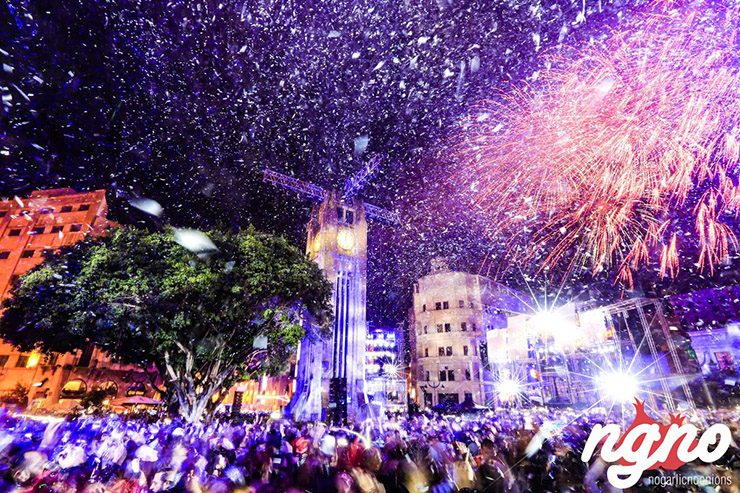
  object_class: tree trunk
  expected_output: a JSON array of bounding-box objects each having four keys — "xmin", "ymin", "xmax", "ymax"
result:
[
  {"xmin": 174, "ymin": 386, "xmax": 216, "ymax": 423},
  {"xmin": 204, "ymin": 388, "xmax": 230, "ymax": 423},
  {"xmin": 162, "ymin": 347, "xmax": 241, "ymax": 423}
]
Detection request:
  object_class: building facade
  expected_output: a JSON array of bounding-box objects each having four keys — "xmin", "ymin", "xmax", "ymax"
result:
[
  {"xmin": 411, "ymin": 258, "xmax": 530, "ymax": 408},
  {"xmin": 0, "ymin": 189, "xmax": 162, "ymax": 410},
  {"xmin": 0, "ymin": 188, "xmax": 112, "ymax": 299}
]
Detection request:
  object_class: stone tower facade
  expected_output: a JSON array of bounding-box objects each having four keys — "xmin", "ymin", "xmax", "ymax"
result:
[
  {"xmin": 289, "ymin": 192, "xmax": 367, "ymax": 422},
  {"xmin": 411, "ymin": 258, "xmax": 530, "ymax": 408}
]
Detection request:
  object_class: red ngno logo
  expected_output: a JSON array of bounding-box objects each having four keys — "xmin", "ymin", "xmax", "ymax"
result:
[
  {"xmin": 581, "ymin": 399, "xmax": 731, "ymax": 488},
  {"xmin": 616, "ymin": 399, "xmax": 694, "ymax": 470}
]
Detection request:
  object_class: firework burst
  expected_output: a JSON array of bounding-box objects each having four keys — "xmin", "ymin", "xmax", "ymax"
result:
[{"xmin": 458, "ymin": 0, "xmax": 740, "ymax": 287}]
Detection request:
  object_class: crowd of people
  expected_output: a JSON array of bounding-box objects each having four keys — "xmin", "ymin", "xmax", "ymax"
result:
[{"xmin": 0, "ymin": 406, "xmax": 738, "ymax": 493}]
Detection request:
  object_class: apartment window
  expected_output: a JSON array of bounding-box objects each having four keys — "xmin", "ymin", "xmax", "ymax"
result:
[
  {"xmin": 423, "ymin": 325, "xmax": 428, "ymax": 334},
  {"xmin": 31, "ymin": 227, "xmax": 45, "ymax": 235},
  {"xmin": 463, "ymin": 345, "xmax": 469, "ymax": 356},
  {"xmin": 459, "ymin": 300, "xmax": 465, "ymax": 308},
  {"xmin": 0, "ymin": 355, "xmax": 8, "ymax": 367},
  {"xmin": 444, "ymin": 323, "xmax": 451, "ymax": 332},
  {"xmin": 8, "ymin": 229, "xmax": 21, "ymax": 236},
  {"xmin": 465, "ymin": 392, "xmax": 473, "ymax": 401},
  {"xmin": 472, "ymin": 323, "xmax": 477, "ymax": 332},
  {"xmin": 465, "ymin": 369, "xmax": 471, "ymax": 381},
  {"xmin": 16, "ymin": 355, "xmax": 29, "ymax": 368},
  {"xmin": 60, "ymin": 205, "xmax": 73, "ymax": 213},
  {"xmin": 446, "ymin": 346, "xmax": 453, "ymax": 356},
  {"xmin": 79, "ymin": 204, "xmax": 91, "ymax": 211},
  {"xmin": 469, "ymin": 301, "xmax": 475, "ymax": 308},
  {"xmin": 447, "ymin": 370, "xmax": 455, "ymax": 381},
  {"xmin": 422, "ymin": 304, "xmax": 426, "ymax": 312},
  {"xmin": 425, "ymin": 371, "xmax": 430, "ymax": 381},
  {"xmin": 473, "ymin": 345, "xmax": 478, "ymax": 356},
  {"xmin": 21, "ymin": 250, "xmax": 34, "ymax": 258},
  {"xmin": 39, "ymin": 208, "xmax": 52, "ymax": 214},
  {"xmin": 461, "ymin": 322, "xmax": 467, "ymax": 331},
  {"xmin": 443, "ymin": 301, "xmax": 449, "ymax": 309},
  {"xmin": 0, "ymin": 211, "xmax": 6, "ymax": 217},
  {"xmin": 0, "ymin": 252, "xmax": 9, "ymax": 260},
  {"xmin": 414, "ymin": 284, "xmax": 419, "ymax": 294},
  {"xmin": 70, "ymin": 224, "xmax": 82, "ymax": 232},
  {"xmin": 435, "ymin": 302, "xmax": 442, "ymax": 310},
  {"xmin": 439, "ymin": 371, "xmax": 447, "ymax": 382},
  {"xmin": 424, "ymin": 348, "xmax": 429, "ymax": 357},
  {"xmin": 51, "ymin": 225, "xmax": 63, "ymax": 233},
  {"xmin": 438, "ymin": 347, "xmax": 445, "ymax": 357},
  {"xmin": 436, "ymin": 324, "xmax": 443, "ymax": 333}
]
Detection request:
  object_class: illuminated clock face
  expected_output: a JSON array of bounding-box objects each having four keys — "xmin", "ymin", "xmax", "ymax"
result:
[{"xmin": 337, "ymin": 229, "xmax": 355, "ymax": 251}]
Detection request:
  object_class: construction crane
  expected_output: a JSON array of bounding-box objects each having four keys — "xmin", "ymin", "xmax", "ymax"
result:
[
  {"xmin": 262, "ymin": 162, "xmax": 399, "ymax": 224},
  {"xmin": 343, "ymin": 155, "xmax": 382, "ymax": 199}
]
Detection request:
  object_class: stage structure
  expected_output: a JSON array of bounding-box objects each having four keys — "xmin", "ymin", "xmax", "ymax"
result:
[
  {"xmin": 263, "ymin": 159, "xmax": 398, "ymax": 423},
  {"xmin": 605, "ymin": 298, "xmax": 696, "ymax": 411},
  {"xmin": 488, "ymin": 298, "xmax": 698, "ymax": 411}
]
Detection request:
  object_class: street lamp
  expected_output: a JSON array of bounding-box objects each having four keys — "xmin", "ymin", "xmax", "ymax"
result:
[{"xmin": 428, "ymin": 380, "xmax": 442, "ymax": 406}]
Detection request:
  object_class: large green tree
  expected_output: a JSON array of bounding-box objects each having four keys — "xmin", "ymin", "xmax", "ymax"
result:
[{"xmin": 0, "ymin": 226, "xmax": 332, "ymax": 422}]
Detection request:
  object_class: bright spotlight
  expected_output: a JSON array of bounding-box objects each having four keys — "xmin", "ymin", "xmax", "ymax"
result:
[
  {"xmin": 497, "ymin": 378, "xmax": 522, "ymax": 401},
  {"xmin": 383, "ymin": 363, "xmax": 400, "ymax": 379},
  {"xmin": 597, "ymin": 372, "xmax": 639, "ymax": 403}
]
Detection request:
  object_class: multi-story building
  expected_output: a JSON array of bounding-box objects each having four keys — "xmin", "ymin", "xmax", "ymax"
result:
[
  {"xmin": 0, "ymin": 188, "xmax": 112, "ymax": 299},
  {"xmin": 0, "ymin": 189, "xmax": 156, "ymax": 410},
  {"xmin": 411, "ymin": 258, "xmax": 530, "ymax": 408}
]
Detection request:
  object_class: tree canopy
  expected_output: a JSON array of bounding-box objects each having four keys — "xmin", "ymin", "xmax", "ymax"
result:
[{"xmin": 0, "ymin": 226, "xmax": 333, "ymax": 422}]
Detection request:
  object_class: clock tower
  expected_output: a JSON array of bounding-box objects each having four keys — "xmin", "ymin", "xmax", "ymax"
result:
[{"xmin": 290, "ymin": 191, "xmax": 368, "ymax": 422}]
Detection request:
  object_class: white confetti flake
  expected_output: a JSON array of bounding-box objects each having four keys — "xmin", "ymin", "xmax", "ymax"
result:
[
  {"xmin": 173, "ymin": 229, "xmax": 219, "ymax": 256},
  {"xmin": 129, "ymin": 197, "xmax": 164, "ymax": 217},
  {"xmin": 354, "ymin": 135, "xmax": 369, "ymax": 156},
  {"xmin": 252, "ymin": 334, "xmax": 268, "ymax": 349}
]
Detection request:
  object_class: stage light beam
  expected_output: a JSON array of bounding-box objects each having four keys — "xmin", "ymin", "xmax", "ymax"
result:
[
  {"xmin": 598, "ymin": 372, "xmax": 639, "ymax": 403},
  {"xmin": 497, "ymin": 377, "xmax": 523, "ymax": 402}
]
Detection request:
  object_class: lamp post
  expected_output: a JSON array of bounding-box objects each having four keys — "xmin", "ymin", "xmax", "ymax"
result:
[{"xmin": 427, "ymin": 379, "xmax": 442, "ymax": 406}]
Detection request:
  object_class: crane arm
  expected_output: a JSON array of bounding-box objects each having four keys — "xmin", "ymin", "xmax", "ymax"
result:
[{"xmin": 263, "ymin": 169, "xmax": 327, "ymax": 201}]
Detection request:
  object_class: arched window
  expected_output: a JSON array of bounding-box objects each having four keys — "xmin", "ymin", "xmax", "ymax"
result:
[
  {"xmin": 61, "ymin": 379, "xmax": 87, "ymax": 398},
  {"xmin": 126, "ymin": 382, "xmax": 146, "ymax": 397},
  {"xmin": 93, "ymin": 380, "xmax": 118, "ymax": 397}
]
